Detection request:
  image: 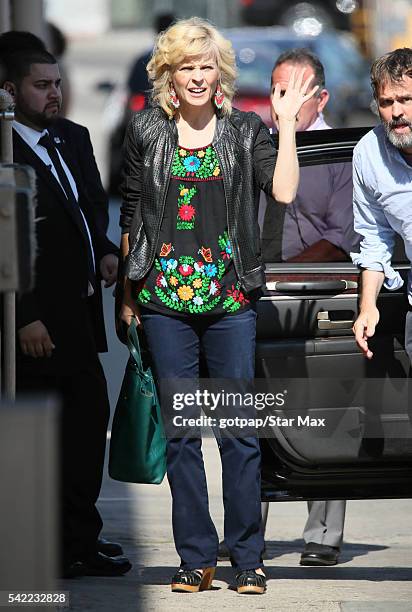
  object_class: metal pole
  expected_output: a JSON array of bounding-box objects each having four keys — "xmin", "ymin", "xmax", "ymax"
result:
[
  {"xmin": 0, "ymin": 0, "xmax": 11, "ymax": 32},
  {"xmin": 0, "ymin": 89, "xmax": 15, "ymax": 399}
]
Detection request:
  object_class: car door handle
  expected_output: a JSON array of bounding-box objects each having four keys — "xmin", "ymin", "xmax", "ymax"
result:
[
  {"xmin": 317, "ymin": 311, "xmax": 354, "ymax": 330},
  {"xmin": 266, "ymin": 280, "xmax": 358, "ymax": 293}
]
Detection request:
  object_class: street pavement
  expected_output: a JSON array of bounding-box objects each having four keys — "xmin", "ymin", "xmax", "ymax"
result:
[
  {"xmin": 60, "ymin": 30, "xmax": 412, "ymax": 612},
  {"xmin": 62, "ymin": 438, "xmax": 412, "ymax": 611}
]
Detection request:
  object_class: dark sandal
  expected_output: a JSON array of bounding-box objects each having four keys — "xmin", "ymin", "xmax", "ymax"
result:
[
  {"xmin": 171, "ymin": 567, "xmax": 215, "ymax": 593},
  {"xmin": 236, "ymin": 569, "xmax": 266, "ymax": 594}
]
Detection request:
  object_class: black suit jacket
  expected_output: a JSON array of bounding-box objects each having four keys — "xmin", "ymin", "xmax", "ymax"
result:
[{"xmin": 14, "ymin": 118, "xmax": 118, "ymax": 374}]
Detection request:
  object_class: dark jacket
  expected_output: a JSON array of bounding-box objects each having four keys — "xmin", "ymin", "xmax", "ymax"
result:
[
  {"xmin": 120, "ymin": 107, "xmax": 277, "ymax": 292},
  {"xmin": 14, "ymin": 118, "xmax": 118, "ymax": 374}
]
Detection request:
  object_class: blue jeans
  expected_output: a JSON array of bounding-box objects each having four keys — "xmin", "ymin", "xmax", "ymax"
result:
[{"xmin": 140, "ymin": 307, "xmax": 264, "ymax": 571}]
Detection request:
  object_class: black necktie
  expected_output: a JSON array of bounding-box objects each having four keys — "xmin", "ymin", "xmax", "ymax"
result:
[{"xmin": 38, "ymin": 132, "xmax": 96, "ymax": 290}]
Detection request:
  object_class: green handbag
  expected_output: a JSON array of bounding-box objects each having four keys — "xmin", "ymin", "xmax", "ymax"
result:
[{"xmin": 109, "ymin": 319, "xmax": 167, "ymax": 484}]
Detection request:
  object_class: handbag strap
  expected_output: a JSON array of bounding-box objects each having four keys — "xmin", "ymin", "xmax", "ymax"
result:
[{"xmin": 127, "ymin": 319, "xmax": 144, "ymax": 371}]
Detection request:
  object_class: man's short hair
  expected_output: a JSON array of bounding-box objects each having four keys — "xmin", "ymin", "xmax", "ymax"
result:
[
  {"xmin": 272, "ymin": 48, "xmax": 325, "ymax": 90},
  {"xmin": 370, "ymin": 47, "xmax": 412, "ymax": 99},
  {"xmin": 0, "ymin": 30, "xmax": 46, "ymax": 55},
  {"xmin": 1, "ymin": 48, "xmax": 57, "ymax": 85}
]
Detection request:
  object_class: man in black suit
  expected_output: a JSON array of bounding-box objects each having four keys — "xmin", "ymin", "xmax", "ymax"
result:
[{"xmin": 1, "ymin": 47, "xmax": 131, "ymax": 577}]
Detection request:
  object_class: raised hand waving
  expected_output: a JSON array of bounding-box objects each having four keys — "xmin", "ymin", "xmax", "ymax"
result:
[{"xmin": 271, "ymin": 66, "xmax": 319, "ymax": 123}]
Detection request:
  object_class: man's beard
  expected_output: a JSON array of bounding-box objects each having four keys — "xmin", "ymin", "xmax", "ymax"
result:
[
  {"xmin": 17, "ymin": 97, "xmax": 60, "ymax": 130},
  {"xmin": 382, "ymin": 117, "xmax": 412, "ymax": 149},
  {"xmin": 32, "ymin": 108, "xmax": 59, "ymax": 128}
]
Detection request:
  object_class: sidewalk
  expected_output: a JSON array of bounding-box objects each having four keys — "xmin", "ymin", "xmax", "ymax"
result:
[{"xmin": 61, "ymin": 437, "xmax": 412, "ymax": 611}]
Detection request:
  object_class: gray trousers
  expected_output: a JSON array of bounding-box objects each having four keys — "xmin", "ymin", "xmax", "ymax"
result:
[
  {"xmin": 302, "ymin": 501, "xmax": 346, "ymax": 547},
  {"xmin": 261, "ymin": 500, "xmax": 346, "ymax": 548}
]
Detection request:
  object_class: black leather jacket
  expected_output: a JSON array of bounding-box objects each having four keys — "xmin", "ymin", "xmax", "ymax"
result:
[{"xmin": 120, "ymin": 106, "xmax": 277, "ymax": 292}]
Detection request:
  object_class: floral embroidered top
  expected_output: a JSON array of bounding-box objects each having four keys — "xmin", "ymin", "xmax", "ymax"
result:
[{"xmin": 135, "ymin": 143, "xmax": 250, "ymax": 316}]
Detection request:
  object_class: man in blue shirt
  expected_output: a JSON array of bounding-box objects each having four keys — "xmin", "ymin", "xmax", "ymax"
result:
[{"xmin": 352, "ymin": 48, "xmax": 412, "ymax": 361}]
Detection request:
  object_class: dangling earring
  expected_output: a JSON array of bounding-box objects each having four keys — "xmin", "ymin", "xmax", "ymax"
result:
[
  {"xmin": 214, "ymin": 82, "xmax": 225, "ymax": 110},
  {"xmin": 169, "ymin": 86, "xmax": 180, "ymax": 109}
]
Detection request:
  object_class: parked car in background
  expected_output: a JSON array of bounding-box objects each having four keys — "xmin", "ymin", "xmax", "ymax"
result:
[
  {"xmin": 228, "ymin": 28, "xmax": 372, "ymax": 128},
  {"xmin": 258, "ymin": 126, "xmax": 412, "ymax": 502},
  {"xmin": 102, "ymin": 27, "xmax": 373, "ymax": 195}
]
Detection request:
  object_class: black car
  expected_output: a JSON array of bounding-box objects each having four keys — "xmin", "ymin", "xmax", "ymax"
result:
[
  {"xmin": 257, "ymin": 126, "xmax": 412, "ymax": 502},
  {"xmin": 225, "ymin": 28, "xmax": 372, "ymax": 127}
]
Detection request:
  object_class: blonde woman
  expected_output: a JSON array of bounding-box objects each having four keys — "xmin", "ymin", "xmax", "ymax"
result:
[{"xmin": 119, "ymin": 17, "xmax": 317, "ymax": 595}]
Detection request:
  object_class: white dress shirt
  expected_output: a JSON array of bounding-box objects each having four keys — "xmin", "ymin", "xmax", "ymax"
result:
[{"xmin": 13, "ymin": 120, "xmax": 96, "ymax": 295}]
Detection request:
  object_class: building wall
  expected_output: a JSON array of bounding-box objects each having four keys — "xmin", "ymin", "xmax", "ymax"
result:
[
  {"xmin": 46, "ymin": 0, "xmax": 241, "ymax": 35},
  {"xmin": 45, "ymin": 0, "xmax": 111, "ymax": 36}
]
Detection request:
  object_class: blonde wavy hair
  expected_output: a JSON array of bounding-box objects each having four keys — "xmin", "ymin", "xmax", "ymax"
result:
[{"xmin": 147, "ymin": 17, "xmax": 237, "ymax": 118}]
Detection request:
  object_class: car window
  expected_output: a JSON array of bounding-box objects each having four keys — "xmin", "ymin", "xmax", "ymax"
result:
[
  {"xmin": 260, "ymin": 160, "xmax": 407, "ymax": 264},
  {"xmin": 260, "ymin": 162, "xmax": 358, "ymax": 263}
]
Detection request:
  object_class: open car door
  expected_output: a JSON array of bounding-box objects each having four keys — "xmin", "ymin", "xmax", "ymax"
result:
[{"xmin": 257, "ymin": 128, "xmax": 412, "ymax": 501}]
